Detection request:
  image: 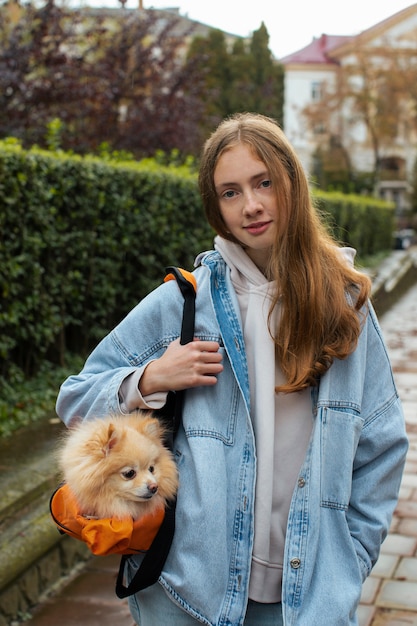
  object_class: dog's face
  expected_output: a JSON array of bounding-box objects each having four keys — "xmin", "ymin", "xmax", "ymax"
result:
[
  {"xmin": 60, "ymin": 413, "xmax": 178, "ymax": 519},
  {"xmin": 103, "ymin": 432, "xmax": 165, "ymax": 504}
]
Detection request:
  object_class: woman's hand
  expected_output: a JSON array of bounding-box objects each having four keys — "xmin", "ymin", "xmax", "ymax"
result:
[{"xmin": 139, "ymin": 338, "xmax": 223, "ymax": 396}]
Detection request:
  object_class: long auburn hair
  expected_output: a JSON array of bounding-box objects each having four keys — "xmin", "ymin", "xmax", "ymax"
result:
[{"xmin": 198, "ymin": 112, "xmax": 371, "ymax": 393}]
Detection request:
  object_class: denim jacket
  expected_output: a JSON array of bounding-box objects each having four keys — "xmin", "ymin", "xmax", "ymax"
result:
[{"xmin": 56, "ymin": 250, "xmax": 408, "ymax": 626}]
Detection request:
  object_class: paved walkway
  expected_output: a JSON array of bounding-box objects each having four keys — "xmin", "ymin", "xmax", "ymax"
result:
[{"xmin": 22, "ymin": 279, "xmax": 417, "ymax": 626}]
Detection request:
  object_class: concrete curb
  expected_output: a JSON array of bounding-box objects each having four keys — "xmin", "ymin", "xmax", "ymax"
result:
[
  {"xmin": 370, "ymin": 247, "xmax": 417, "ymax": 316},
  {"xmin": 0, "ymin": 419, "xmax": 91, "ymax": 625}
]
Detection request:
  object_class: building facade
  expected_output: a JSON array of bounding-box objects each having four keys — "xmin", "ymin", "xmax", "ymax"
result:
[{"xmin": 280, "ymin": 4, "xmax": 417, "ymax": 213}]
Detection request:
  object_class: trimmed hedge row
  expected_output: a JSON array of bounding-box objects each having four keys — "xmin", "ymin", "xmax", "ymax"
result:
[
  {"xmin": 314, "ymin": 190, "xmax": 395, "ymax": 257},
  {"xmin": 0, "ymin": 142, "xmax": 395, "ymax": 377},
  {"xmin": 0, "ymin": 142, "xmax": 213, "ymax": 376}
]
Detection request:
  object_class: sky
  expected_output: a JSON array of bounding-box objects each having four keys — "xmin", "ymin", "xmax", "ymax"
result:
[{"xmin": 82, "ymin": 0, "xmax": 416, "ymax": 58}]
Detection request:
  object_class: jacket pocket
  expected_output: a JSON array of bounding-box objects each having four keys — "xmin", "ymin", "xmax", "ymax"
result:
[
  {"xmin": 320, "ymin": 407, "xmax": 364, "ymax": 510},
  {"xmin": 181, "ymin": 349, "xmax": 240, "ymax": 445}
]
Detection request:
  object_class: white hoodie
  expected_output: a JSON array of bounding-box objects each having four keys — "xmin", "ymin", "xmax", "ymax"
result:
[{"xmin": 215, "ymin": 236, "xmax": 313, "ymax": 603}]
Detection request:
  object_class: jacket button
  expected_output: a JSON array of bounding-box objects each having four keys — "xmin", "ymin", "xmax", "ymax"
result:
[
  {"xmin": 298, "ymin": 477, "xmax": 306, "ymax": 488},
  {"xmin": 290, "ymin": 558, "xmax": 301, "ymax": 569}
]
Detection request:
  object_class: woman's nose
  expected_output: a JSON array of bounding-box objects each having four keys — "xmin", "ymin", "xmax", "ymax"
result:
[{"xmin": 243, "ymin": 191, "xmax": 262, "ymax": 215}]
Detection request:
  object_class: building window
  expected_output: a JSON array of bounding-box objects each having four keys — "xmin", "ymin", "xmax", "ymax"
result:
[{"xmin": 311, "ymin": 81, "xmax": 323, "ymax": 102}]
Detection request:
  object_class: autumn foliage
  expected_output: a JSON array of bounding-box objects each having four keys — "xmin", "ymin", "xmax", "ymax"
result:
[
  {"xmin": 0, "ymin": 1, "xmax": 208, "ymax": 156},
  {"xmin": 0, "ymin": 1, "xmax": 284, "ymax": 158}
]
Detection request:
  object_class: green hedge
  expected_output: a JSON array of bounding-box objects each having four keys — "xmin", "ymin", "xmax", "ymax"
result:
[
  {"xmin": 0, "ymin": 142, "xmax": 395, "ymax": 378},
  {"xmin": 0, "ymin": 141, "xmax": 213, "ymax": 377},
  {"xmin": 314, "ymin": 189, "xmax": 395, "ymax": 257}
]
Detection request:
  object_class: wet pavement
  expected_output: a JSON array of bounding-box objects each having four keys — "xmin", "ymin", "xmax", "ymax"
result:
[{"xmin": 21, "ymin": 278, "xmax": 417, "ymax": 626}]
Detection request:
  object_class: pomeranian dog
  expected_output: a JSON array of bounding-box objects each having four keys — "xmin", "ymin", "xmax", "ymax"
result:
[{"xmin": 58, "ymin": 412, "xmax": 178, "ymax": 521}]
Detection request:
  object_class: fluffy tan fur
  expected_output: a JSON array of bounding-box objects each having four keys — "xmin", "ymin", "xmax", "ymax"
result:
[{"xmin": 58, "ymin": 412, "xmax": 178, "ymax": 520}]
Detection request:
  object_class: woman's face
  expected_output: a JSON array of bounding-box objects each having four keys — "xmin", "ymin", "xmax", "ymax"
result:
[{"xmin": 214, "ymin": 143, "xmax": 281, "ymax": 272}]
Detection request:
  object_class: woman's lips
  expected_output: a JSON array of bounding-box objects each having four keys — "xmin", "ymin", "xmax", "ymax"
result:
[{"xmin": 244, "ymin": 221, "xmax": 272, "ymax": 235}]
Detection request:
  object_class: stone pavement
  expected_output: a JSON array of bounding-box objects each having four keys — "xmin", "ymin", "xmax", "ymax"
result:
[{"xmin": 22, "ymin": 273, "xmax": 417, "ymax": 626}]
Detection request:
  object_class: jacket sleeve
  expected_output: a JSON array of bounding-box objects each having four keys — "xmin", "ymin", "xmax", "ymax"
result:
[
  {"xmin": 346, "ymin": 308, "xmax": 408, "ymax": 579},
  {"xmin": 119, "ymin": 368, "xmax": 168, "ymax": 413},
  {"xmin": 56, "ymin": 280, "xmax": 183, "ymax": 426},
  {"xmin": 348, "ymin": 395, "xmax": 407, "ymax": 579}
]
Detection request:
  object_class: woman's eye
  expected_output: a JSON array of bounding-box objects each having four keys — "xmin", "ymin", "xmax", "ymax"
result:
[
  {"xmin": 222, "ymin": 189, "xmax": 236, "ymax": 199},
  {"xmin": 260, "ymin": 179, "xmax": 271, "ymax": 189}
]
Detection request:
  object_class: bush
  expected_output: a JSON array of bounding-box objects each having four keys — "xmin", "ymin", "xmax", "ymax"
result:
[
  {"xmin": 0, "ymin": 141, "xmax": 213, "ymax": 379},
  {"xmin": 314, "ymin": 189, "xmax": 395, "ymax": 257},
  {"xmin": 0, "ymin": 355, "xmax": 84, "ymax": 437}
]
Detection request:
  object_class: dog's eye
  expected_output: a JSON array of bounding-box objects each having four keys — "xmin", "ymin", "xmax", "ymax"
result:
[
  {"xmin": 148, "ymin": 465, "xmax": 155, "ymax": 474},
  {"xmin": 122, "ymin": 469, "xmax": 136, "ymax": 480}
]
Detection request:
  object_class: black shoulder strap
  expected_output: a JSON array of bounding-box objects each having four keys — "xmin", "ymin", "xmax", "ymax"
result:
[
  {"xmin": 115, "ymin": 266, "xmax": 196, "ymax": 599},
  {"xmin": 116, "ymin": 506, "xmax": 176, "ymax": 598},
  {"xmin": 164, "ymin": 266, "xmax": 196, "ymax": 346},
  {"xmin": 164, "ymin": 266, "xmax": 196, "ymax": 435}
]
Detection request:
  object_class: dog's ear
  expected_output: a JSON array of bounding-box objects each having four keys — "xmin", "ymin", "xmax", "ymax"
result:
[
  {"xmin": 103, "ymin": 423, "xmax": 118, "ymax": 456},
  {"xmin": 142, "ymin": 417, "xmax": 162, "ymax": 440}
]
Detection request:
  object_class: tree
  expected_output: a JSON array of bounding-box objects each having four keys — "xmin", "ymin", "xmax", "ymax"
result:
[
  {"xmin": 311, "ymin": 138, "xmax": 353, "ymax": 193},
  {"xmin": 185, "ymin": 29, "xmax": 234, "ymax": 130},
  {"xmin": 301, "ymin": 35, "xmax": 416, "ymax": 190},
  {"xmin": 247, "ymin": 22, "xmax": 284, "ymax": 121},
  {"xmin": 342, "ymin": 41, "xmax": 404, "ymax": 178},
  {"xmin": 187, "ymin": 23, "xmax": 284, "ymax": 135},
  {"xmin": 0, "ymin": 1, "xmax": 207, "ymax": 156}
]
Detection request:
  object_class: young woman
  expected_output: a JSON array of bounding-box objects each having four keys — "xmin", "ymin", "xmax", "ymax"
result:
[{"xmin": 56, "ymin": 113, "xmax": 408, "ymax": 625}]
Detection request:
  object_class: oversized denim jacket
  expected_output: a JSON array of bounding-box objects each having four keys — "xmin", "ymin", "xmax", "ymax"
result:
[{"xmin": 56, "ymin": 250, "xmax": 408, "ymax": 626}]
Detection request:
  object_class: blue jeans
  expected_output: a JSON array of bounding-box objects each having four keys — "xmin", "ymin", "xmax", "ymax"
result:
[{"xmin": 128, "ymin": 583, "xmax": 283, "ymax": 625}]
